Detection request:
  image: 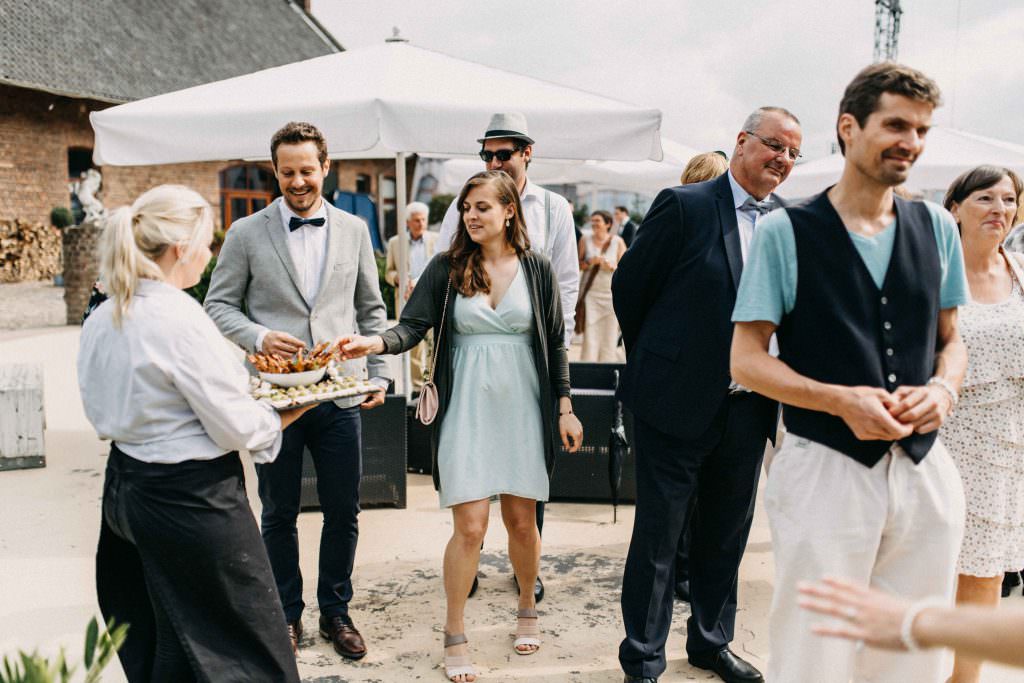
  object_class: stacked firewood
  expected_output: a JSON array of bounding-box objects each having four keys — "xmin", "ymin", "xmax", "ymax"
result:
[{"xmin": 0, "ymin": 219, "xmax": 62, "ymax": 283}]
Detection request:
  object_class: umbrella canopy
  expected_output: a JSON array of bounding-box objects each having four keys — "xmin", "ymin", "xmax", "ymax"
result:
[
  {"xmin": 780, "ymin": 127, "xmax": 1024, "ymax": 199},
  {"xmin": 90, "ymin": 42, "xmax": 663, "ymax": 166}
]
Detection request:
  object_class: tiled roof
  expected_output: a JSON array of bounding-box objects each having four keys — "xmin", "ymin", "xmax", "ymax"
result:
[{"xmin": 0, "ymin": 0, "xmax": 342, "ymax": 102}]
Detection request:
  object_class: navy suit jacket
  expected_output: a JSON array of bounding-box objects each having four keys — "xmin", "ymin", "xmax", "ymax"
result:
[
  {"xmin": 619, "ymin": 219, "xmax": 638, "ymax": 247},
  {"xmin": 612, "ymin": 172, "xmax": 780, "ymax": 442}
]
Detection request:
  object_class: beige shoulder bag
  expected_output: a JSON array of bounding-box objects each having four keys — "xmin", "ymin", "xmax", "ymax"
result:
[{"xmin": 415, "ymin": 277, "xmax": 452, "ymax": 425}]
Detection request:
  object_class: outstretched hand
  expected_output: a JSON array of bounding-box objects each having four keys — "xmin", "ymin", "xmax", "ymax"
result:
[
  {"xmin": 798, "ymin": 577, "xmax": 913, "ymax": 651},
  {"xmin": 336, "ymin": 334, "xmax": 385, "ymax": 361}
]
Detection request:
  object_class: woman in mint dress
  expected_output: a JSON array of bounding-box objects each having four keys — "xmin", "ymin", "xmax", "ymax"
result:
[{"xmin": 341, "ymin": 170, "xmax": 583, "ymax": 681}]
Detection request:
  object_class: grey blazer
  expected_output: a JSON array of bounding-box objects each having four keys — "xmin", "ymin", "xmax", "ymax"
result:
[{"xmin": 205, "ymin": 199, "xmax": 391, "ymax": 408}]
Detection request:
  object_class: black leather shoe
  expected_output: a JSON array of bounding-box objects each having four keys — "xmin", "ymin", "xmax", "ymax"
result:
[
  {"xmin": 623, "ymin": 676, "xmax": 658, "ymax": 682},
  {"xmin": 688, "ymin": 647, "xmax": 763, "ymax": 683},
  {"xmin": 674, "ymin": 579, "xmax": 690, "ymax": 603},
  {"xmin": 286, "ymin": 619, "xmax": 302, "ymax": 655},
  {"xmin": 468, "ymin": 574, "xmax": 479, "ymax": 598},
  {"xmin": 1003, "ymin": 571, "xmax": 1021, "ymax": 598},
  {"xmin": 319, "ymin": 615, "xmax": 367, "ymax": 660},
  {"xmin": 513, "ymin": 575, "xmax": 545, "ymax": 603}
]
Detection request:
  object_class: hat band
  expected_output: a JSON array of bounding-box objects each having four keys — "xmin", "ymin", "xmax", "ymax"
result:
[{"xmin": 484, "ymin": 129, "xmax": 530, "ymax": 138}]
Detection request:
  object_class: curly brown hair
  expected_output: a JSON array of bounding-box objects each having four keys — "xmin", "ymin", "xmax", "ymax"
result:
[
  {"xmin": 270, "ymin": 121, "xmax": 328, "ymax": 167},
  {"xmin": 447, "ymin": 171, "xmax": 530, "ymax": 297}
]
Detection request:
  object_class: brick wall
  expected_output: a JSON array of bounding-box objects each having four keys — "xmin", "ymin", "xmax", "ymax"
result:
[
  {"xmin": 101, "ymin": 162, "xmax": 224, "ymax": 225},
  {"xmin": 0, "ymin": 84, "xmax": 99, "ymax": 227},
  {"xmin": 0, "ymin": 83, "xmax": 416, "ymax": 243},
  {"xmin": 61, "ymin": 220, "xmax": 102, "ymax": 324}
]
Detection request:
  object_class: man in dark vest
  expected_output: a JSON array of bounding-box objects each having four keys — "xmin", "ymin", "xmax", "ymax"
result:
[
  {"xmin": 614, "ymin": 106, "xmax": 802, "ymax": 683},
  {"xmin": 731, "ymin": 63, "xmax": 969, "ymax": 683}
]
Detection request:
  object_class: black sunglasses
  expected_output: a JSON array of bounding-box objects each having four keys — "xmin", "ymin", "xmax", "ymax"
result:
[{"xmin": 479, "ymin": 148, "xmax": 521, "ymax": 163}]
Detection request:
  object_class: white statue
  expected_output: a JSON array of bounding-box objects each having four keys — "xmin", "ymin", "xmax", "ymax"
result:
[{"xmin": 70, "ymin": 169, "xmax": 105, "ymax": 223}]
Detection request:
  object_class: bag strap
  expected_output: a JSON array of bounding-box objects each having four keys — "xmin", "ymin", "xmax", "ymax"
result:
[
  {"xmin": 425, "ymin": 277, "xmax": 453, "ymax": 381},
  {"xmin": 543, "ymin": 190, "xmax": 553, "ymax": 256},
  {"xmin": 1003, "ymin": 246, "xmax": 1024, "ymax": 290}
]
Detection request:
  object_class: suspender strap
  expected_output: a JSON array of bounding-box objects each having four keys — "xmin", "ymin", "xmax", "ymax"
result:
[{"xmin": 543, "ymin": 190, "xmax": 552, "ymax": 256}]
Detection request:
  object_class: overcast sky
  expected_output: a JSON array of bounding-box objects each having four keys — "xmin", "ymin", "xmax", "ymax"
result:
[{"xmin": 314, "ymin": 0, "xmax": 1023, "ymax": 161}]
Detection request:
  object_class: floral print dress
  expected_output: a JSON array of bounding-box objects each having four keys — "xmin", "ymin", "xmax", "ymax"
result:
[{"xmin": 941, "ymin": 249, "xmax": 1024, "ymax": 577}]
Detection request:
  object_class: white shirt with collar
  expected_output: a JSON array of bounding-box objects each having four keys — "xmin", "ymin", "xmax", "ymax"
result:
[
  {"xmin": 727, "ymin": 169, "xmax": 763, "ymax": 263},
  {"xmin": 278, "ymin": 197, "xmax": 330, "ymax": 305},
  {"xmin": 726, "ymin": 170, "xmax": 779, "ymax": 389},
  {"xmin": 254, "ymin": 198, "xmax": 331, "ymax": 354},
  {"xmin": 79, "ymin": 279, "xmax": 283, "ymax": 464},
  {"xmin": 437, "ymin": 178, "xmax": 580, "ymax": 345},
  {"xmin": 408, "ymin": 234, "xmax": 428, "ymax": 281}
]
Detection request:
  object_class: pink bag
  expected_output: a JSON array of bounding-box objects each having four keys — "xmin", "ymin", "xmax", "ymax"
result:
[{"xmin": 414, "ymin": 278, "xmax": 452, "ymax": 426}]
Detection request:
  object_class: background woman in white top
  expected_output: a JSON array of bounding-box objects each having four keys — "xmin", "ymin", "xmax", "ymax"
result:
[
  {"xmin": 577, "ymin": 209, "xmax": 626, "ymax": 362},
  {"xmin": 78, "ymin": 185, "xmax": 311, "ymax": 682}
]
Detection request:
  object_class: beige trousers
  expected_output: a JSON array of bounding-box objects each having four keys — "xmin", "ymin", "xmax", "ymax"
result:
[
  {"xmin": 765, "ymin": 436, "xmax": 965, "ymax": 683},
  {"xmin": 581, "ymin": 290, "xmax": 619, "ymax": 362}
]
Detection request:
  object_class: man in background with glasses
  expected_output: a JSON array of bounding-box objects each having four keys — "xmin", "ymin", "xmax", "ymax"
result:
[
  {"xmin": 613, "ymin": 106, "xmax": 801, "ymax": 683},
  {"xmin": 437, "ymin": 112, "xmax": 580, "ymax": 604}
]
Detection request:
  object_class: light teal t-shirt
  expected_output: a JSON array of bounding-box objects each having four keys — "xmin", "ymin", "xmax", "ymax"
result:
[{"xmin": 732, "ymin": 200, "xmax": 969, "ymax": 325}]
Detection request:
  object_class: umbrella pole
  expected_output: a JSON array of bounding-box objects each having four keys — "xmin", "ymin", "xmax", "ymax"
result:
[{"xmin": 395, "ymin": 152, "xmax": 412, "ymax": 402}]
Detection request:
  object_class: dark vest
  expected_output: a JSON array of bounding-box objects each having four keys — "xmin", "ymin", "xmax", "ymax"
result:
[{"xmin": 777, "ymin": 192, "xmax": 941, "ymax": 467}]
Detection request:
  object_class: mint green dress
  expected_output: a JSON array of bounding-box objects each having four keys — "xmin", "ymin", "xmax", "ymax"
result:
[{"xmin": 436, "ymin": 266, "xmax": 549, "ymax": 508}]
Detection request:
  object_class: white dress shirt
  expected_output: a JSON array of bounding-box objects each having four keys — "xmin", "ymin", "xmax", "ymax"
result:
[
  {"xmin": 409, "ymin": 235, "xmax": 428, "ymax": 281},
  {"xmin": 727, "ymin": 170, "xmax": 760, "ymax": 262},
  {"xmin": 438, "ymin": 179, "xmax": 580, "ymax": 345},
  {"xmin": 278, "ymin": 198, "xmax": 329, "ymax": 305},
  {"xmin": 79, "ymin": 279, "xmax": 283, "ymax": 464},
  {"xmin": 726, "ymin": 170, "xmax": 778, "ymax": 389}
]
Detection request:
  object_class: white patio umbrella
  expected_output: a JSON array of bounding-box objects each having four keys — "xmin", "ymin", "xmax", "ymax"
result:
[
  {"xmin": 780, "ymin": 127, "xmax": 1024, "ymax": 199},
  {"xmin": 91, "ymin": 41, "xmax": 663, "ymax": 396}
]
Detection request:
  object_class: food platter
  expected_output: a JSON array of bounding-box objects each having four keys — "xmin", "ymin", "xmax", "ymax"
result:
[{"xmin": 250, "ymin": 365, "xmax": 381, "ymax": 410}]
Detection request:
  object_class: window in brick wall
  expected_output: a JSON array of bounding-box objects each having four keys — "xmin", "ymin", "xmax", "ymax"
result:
[
  {"xmin": 219, "ymin": 164, "xmax": 277, "ymax": 229},
  {"xmin": 68, "ymin": 147, "xmax": 95, "ymax": 224}
]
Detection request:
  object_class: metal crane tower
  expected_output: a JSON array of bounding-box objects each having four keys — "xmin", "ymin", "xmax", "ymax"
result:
[{"xmin": 874, "ymin": 0, "xmax": 903, "ymax": 62}]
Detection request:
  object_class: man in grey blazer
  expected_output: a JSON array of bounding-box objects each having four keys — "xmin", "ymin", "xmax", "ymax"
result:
[{"xmin": 205, "ymin": 122, "xmax": 390, "ymax": 660}]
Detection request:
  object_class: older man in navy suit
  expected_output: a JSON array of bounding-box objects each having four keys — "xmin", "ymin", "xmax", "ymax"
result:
[{"xmin": 613, "ymin": 107, "xmax": 802, "ymax": 683}]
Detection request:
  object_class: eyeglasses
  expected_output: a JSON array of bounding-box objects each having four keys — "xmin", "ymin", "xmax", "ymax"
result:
[
  {"xmin": 744, "ymin": 131, "xmax": 802, "ymax": 161},
  {"xmin": 479, "ymin": 148, "xmax": 520, "ymax": 163}
]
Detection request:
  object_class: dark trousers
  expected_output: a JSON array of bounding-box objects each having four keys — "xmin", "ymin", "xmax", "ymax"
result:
[
  {"xmin": 256, "ymin": 402, "xmax": 361, "ymax": 623},
  {"xmin": 97, "ymin": 447, "xmax": 298, "ymax": 683},
  {"xmin": 619, "ymin": 393, "xmax": 771, "ymax": 679},
  {"xmin": 674, "ymin": 496, "xmax": 697, "ymax": 588}
]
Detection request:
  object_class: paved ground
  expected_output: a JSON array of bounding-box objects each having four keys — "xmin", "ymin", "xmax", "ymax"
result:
[
  {"xmin": 0, "ymin": 281, "xmax": 65, "ymax": 330},
  {"xmin": 0, "ymin": 326, "xmax": 1020, "ymax": 682}
]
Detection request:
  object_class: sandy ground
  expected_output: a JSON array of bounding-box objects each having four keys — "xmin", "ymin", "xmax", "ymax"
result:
[{"xmin": 1, "ymin": 326, "xmax": 1021, "ymax": 682}]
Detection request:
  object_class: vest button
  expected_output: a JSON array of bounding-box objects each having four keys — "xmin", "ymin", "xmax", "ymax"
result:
[
  {"xmin": 883, "ymin": 321, "xmax": 892, "ymax": 330},
  {"xmin": 888, "ymin": 373, "xmax": 897, "ymax": 383},
  {"xmin": 881, "ymin": 296, "xmax": 888, "ymax": 305},
  {"xmin": 886, "ymin": 348, "xmax": 894, "ymax": 356}
]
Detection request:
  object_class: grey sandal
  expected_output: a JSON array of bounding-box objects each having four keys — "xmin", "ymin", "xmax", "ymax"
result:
[{"xmin": 443, "ymin": 632, "xmax": 477, "ymax": 681}]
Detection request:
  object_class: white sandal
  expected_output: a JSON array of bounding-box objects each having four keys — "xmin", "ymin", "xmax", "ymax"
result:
[
  {"xmin": 513, "ymin": 608, "xmax": 541, "ymax": 655},
  {"xmin": 443, "ymin": 632, "xmax": 477, "ymax": 681}
]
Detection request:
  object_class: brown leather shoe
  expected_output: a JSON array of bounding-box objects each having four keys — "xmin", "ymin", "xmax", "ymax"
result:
[
  {"xmin": 319, "ymin": 615, "xmax": 367, "ymax": 660},
  {"xmin": 287, "ymin": 619, "xmax": 302, "ymax": 655}
]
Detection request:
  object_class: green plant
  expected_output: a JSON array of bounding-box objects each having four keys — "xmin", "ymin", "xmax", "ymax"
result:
[
  {"xmin": 0, "ymin": 617, "xmax": 127, "ymax": 683},
  {"xmin": 49, "ymin": 207, "xmax": 74, "ymax": 229},
  {"xmin": 376, "ymin": 253, "xmax": 395, "ymax": 319},
  {"xmin": 428, "ymin": 194, "xmax": 455, "ymax": 225},
  {"xmin": 572, "ymin": 203, "xmax": 590, "ymax": 228},
  {"xmin": 186, "ymin": 256, "xmax": 217, "ymax": 304}
]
